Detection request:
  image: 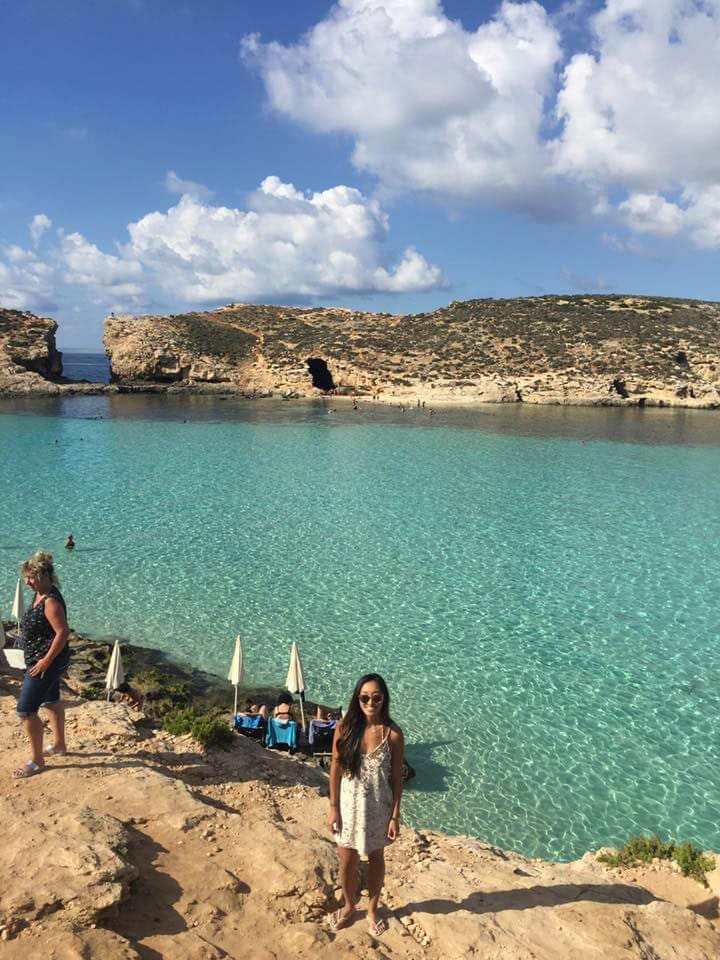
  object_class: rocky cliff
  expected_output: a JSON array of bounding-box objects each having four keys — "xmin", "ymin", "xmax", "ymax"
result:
[
  {"xmin": 0, "ymin": 307, "xmax": 108, "ymax": 396},
  {"xmin": 4, "ymin": 296, "xmax": 720, "ymax": 407},
  {"xmin": 0, "ymin": 308, "xmax": 64, "ymax": 394},
  {"xmin": 1, "ymin": 654, "xmax": 719, "ymax": 959},
  {"xmin": 103, "ymin": 295, "xmax": 720, "ymax": 408}
]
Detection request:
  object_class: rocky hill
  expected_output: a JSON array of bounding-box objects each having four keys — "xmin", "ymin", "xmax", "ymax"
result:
[
  {"xmin": 103, "ymin": 295, "xmax": 720, "ymax": 407},
  {"xmin": 3, "ymin": 296, "xmax": 720, "ymax": 406},
  {"xmin": 0, "ymin": 308, "xmax": 63, "ymax": 394},
  {"xmin": 1, "ymin": 654, "xmax": 719, "ymax": 959},
  {"xmin": 0, "ymin": 307, "xmax": 104, "ymax": 397}
]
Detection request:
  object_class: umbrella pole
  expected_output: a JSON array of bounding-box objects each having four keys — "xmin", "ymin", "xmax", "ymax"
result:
[
  {"xmin": 299, "ymin": 694, "xmax": 306, "ymax": 734},
  {"xmin": 233, "ymin": 685, "xmax": 238, "ymax": 718}
]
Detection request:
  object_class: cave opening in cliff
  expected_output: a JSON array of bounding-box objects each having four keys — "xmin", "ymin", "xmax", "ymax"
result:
[{"xmin": 306, "ymin": 357, "xmax": 335, "ymax": 392}]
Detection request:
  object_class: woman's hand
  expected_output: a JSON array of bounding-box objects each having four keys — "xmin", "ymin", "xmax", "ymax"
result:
[
  {"xmin": 28, "ymin": 657, "xmax": 51, "ymax": 677},
  {"xmin": 326, "ymin": 806, "xmax": 341, "ymax": 835},
  {"xmin": 387, "ymin": 816, "xmax": 400, "ymax": 842}
]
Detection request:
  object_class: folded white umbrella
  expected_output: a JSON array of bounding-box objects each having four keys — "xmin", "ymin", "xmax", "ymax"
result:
[
  {"xmin": 285, "ymin": 641, "xmax": 306, "ymax": 731},
  {"xmin": 105, "ymin": 640, "xmax": 125, "ymax": 701},
  {"xmin": 228, "ymin": 634, "xmax": 245, "ymax": 716},
  {"xmin": 11, "ymin": 579, "xmax": 25, "ymax": 631}
]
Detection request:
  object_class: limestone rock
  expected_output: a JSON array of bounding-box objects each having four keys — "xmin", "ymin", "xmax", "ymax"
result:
[
  {"xmin": 0, "ymin": 308, "xmax": 106, "ymax": 396},
  {"xmin": 102, "ymin": 295, "xmax": 720, "ymax": 408},
  {"xmin": 4, "ymin": 296, "xmax": 720, "ymax": 407},
  {"xmin": 0, "ymin": 308, "xmax": 63, "ymax": 395},
  {"xmin": 0, "ymin": 795, "xmax": 137, "ymax": 938},
  {"xmin": 0, "ymin": 929, "xmax": 140, "ymax": 959},
  {"xmin": 1, "ymin": 687, "xmax": 719, "ymax": 959}
]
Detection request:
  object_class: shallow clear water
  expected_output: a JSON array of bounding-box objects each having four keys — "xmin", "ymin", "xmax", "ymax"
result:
[{"xmin": 2, "ymin": 395, "xmax": 719, "ymax": 860}]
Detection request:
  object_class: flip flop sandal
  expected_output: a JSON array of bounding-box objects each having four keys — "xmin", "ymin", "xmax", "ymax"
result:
[
  {"xmin": 368, "ymin": 917, "xmax": 388, "ymax": 937},
  {"xmin": 12, "ymin": 760, "xmax": 44, "ymax": 779},
  {"xmin": 329, "ymin": 908, "xmax": 356, "ymax": 931},
  {"xmin": 43, "ymin": 745, "xmax": 67, "ymax": 757}
]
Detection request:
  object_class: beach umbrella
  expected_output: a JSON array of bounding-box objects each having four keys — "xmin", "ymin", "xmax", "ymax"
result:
[
  {"xmin": 285, "ymin": 641, "xmax": 306, "ymax": 731},
  {"xmin": 228, "ymin": 634, "xmax": 245, "ymax": 717},
  {"xmin": 11, "ymin": 579, "xmax": 25, "ymax": 632},
  {"xmin": 105, "ymin": 640, "xmax": 125, "ymax": 701}
]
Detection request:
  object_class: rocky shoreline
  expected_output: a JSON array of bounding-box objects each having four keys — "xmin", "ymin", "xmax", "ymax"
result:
[
  {"xmin": 4, "ymin": 295, "xmax": 720, "ymax": 409},
  {"xmin": 1, "ymin": 628, "xmax": 719, "ymax": 957}
]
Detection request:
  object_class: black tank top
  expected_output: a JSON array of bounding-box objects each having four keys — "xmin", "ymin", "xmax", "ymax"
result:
[{"xmin": 20, "ymin": 587, "xmax": 68, "ymax": 666}]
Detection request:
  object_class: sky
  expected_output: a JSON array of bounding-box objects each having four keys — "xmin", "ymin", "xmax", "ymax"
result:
[{"xmin": 1, "ymin": 0, "xmax": 719, "ymax": 348}]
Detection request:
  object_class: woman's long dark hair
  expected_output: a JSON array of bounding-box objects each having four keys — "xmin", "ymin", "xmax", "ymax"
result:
[{"xmin": 335, "ymin": 673, "xmax": 392, "ymax": 779}]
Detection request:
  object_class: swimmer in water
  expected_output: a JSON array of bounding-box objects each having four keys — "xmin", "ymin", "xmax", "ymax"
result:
[{"xmin": 64, "ymin": 534, "xmax": 75, "ymax": 551}]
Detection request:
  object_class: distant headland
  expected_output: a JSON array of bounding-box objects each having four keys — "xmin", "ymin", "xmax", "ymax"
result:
[{"xmin": 2, "ymin": 295, "xmax": 720, "ymax": 408}]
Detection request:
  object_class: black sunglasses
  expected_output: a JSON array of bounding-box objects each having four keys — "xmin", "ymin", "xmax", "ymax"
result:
[{"xmin": 359, "ymin": 693, "xmax": 384, "ymax": 704}]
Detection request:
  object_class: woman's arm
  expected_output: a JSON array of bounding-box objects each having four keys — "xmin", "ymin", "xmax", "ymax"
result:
[
  {"xmin": 325, "ymin": 719, "xmax": 344, "ymax": 833},
  {"xmin": 28, "ymin": 597, "xmax": 69, "ymax": 677},
  {"xmin": 386, "ymin": 724, "xmax": 405, "ymax": 840}
]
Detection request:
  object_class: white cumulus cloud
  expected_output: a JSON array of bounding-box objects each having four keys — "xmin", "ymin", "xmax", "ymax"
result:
[
  {"xmin": 30, "ymin": 213, "xmax": 52, "ymax": 246},
  {"xmin": 0, "ymin": 245, "xmax": 57, "ymax": 312},
  {"xmin": 242, "ymin": 0, "xmax": 566, "ymax": 215},
  {"xmin": 59, "ymin": 232, "xmax": 145, "ymax": 303},
  {"xmin": 165, "ymin": 170, "xmax": 214, "ymax": 201},
  {"xmin": 244, "ymin": 0, "xmax": 720, "ymax": 246},
  {"xmin": 125, "ymin": 175, "xmax": 443, "ymax": 301},
  {"xmin": 1, "ymin": 176, "xmax": 442, "ymax": 315},
  {"xmin": 618, "ymin": 193, "xmax": 685, "ymax": 239}
]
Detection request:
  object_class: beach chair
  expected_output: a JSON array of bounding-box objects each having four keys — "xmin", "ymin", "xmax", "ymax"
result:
[
  {"xmin": 0, "ymin": 645, "xmax": 25, "ymax": 671},
  {"xmin": 308, "ymin": 718, "xmax": 337, "ymax": 755},
  {"xmin": 265, "ymin": 717, "xmax": 298, "ymax": 752},
  {"xmin": 234, "ymin": 713, "xmax": 266, "ymax": 743}
]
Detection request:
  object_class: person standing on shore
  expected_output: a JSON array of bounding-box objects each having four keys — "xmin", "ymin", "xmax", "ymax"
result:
[
  {"xmin": 326, "ymin": 673, "xmax": 404, "ymax": 937},
  {"xmin": 12, "ymin": 551, "xmax": 71, "ymax": 779}
]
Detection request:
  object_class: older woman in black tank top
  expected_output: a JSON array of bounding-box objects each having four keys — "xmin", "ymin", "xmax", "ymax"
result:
[{"xmin": 13, "ymin": 551, "xmax": 71, "ymax": 779}]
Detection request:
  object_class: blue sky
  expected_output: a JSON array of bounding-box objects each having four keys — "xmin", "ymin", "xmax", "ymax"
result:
[{"xmin": 2, "ymin": 0, "xmax": 719, "ymax": 347}]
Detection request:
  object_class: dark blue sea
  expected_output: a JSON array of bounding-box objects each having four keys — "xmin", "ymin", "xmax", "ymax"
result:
[{"xmin": 61, "ymin": 352, "xmax": 110, "ymax": 383}]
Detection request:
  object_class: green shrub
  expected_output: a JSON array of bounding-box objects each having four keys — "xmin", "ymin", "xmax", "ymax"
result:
[
  {"xmin": 164, "ymin": 679, "xmax": 191, "ymax": 702},
  {"xmin": 190, "ymin": 714, "xmax": 233, "ymax": 750},
  {"xmin": 161, "ymin": 706, "xmax": 197, "ymax": 736},
  {"xmin": 128, "ymin": 667, "xmax": 163, "ymax": 686},
  {"xmin": 673, "ymin": 841, "xmax": 716, "ymax": 885},
  {"xmin": 599, "ymin": 836, "xmax": 715, "ymax": 886}
]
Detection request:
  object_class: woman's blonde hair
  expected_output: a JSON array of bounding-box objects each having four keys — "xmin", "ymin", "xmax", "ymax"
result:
[{"xmin": 20, "ymin": 550, "xmax": 60, "ymax": 587}]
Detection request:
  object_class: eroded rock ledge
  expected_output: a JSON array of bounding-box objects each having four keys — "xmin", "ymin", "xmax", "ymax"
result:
[
  {"xmin": 1, "ymin": 665, "xmax": 719, "ymax": 959},
  {"xmin": 0, "ymin": 307, "xmax": 105, "ymax": 397},
  {"xmin": 0, "ymin": 308, "xmax": 63, "ymax": 394},
  {"xmin": 3, "ymin": 295, "xmax": 720, "ymax": 408},
  {"xmin": 102, "ymin": 295, "xmax": 720, "ymax": 408}
]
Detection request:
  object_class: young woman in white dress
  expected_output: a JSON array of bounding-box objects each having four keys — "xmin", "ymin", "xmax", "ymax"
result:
[{"xmin": 326, "ymin": 673, "xmax": 404, "ymax": 936}]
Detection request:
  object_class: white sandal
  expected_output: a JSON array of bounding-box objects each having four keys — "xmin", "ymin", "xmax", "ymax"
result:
[{"xmin": 12, "ymin": 760, "xmax": 44, "ymax": 779}]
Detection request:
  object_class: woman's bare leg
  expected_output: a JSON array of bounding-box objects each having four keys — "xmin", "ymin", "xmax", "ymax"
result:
[
  {"xmin": 337, "ymin": 845, "xmax": 360, "ymax": 917},
  {"xmin": 43, "ymin": 701, "xmax": 66, "ymax": 753},
  {"xmin": 21, "ymin": 713, "xmax": 45, "ymax": 766},
  {"xmin": 367, "ymin": 848, "xmax": 386, "ymax": 927}
]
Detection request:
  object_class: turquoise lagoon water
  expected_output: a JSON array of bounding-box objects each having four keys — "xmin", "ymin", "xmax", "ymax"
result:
[{"xmin": 1, "ymin": 394, "xmax": 719, "ymax": 860}]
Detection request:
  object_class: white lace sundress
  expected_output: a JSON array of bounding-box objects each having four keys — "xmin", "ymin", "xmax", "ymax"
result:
[{"xmin": 336, "ymin": 728, "xmax": 393, "ymax": 856}]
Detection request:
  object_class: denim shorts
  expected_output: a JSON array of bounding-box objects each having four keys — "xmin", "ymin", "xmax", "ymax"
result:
[{"xmin": 16, "ymin": 650, "xmax": 71, "ymax": 717}]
